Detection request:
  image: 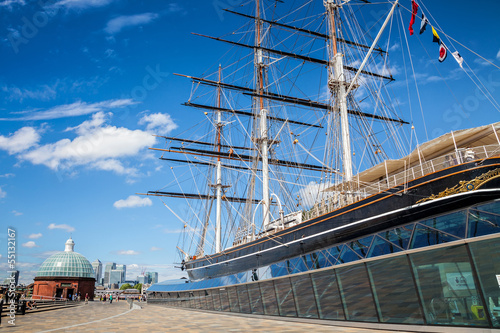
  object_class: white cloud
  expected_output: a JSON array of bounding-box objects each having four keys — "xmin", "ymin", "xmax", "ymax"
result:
[
  {"xmin": 28, "ymin": 233, "xmax": 43, "ymax": 239},
  {"xmin": 53, "ymin": 0, "xmax": 114, "ymax": 9},
  {"xmin": 409, "ymin": 69, "xmax": 464, "ymax": 86},
  {"xmin": 150, "ymin": 246, "xmax": 162, "ymax": 251},
  {"xmin": 104, "ymin": 48, "xmax": 116, "ymax": 58},
  {"xmin": 22, "ymin": 241, "xmax": 38, "ymax": 248},
  {"xmin": 31, "ymin": 250, "xmax": 60, "ymax": 259},
  {"xmin": 48, "ymin": 223, "xmax": 75, "ymax": 232},
  {"xmin": 2, "ymin": 84, "xmax": 57, "ymax": 102},
  {"xmin": 114, "ymin": 195, "xmax": 152, "ymax": 209},
  {"xmin": 0, "ymin": 187, "xmax": 6, "ymax": 199},
  {"xmin": 166, "ymin": 3, "xmax": 182, "ymax": 13},
  {"xmin": 0, "ymin": 127, "xmax": 40, "ymax": 154},
  {"xmin": 389, "ymin": 43, "xmax": 400, "ymax": 52},
  {"xmin": 0, "ymin": 0, "xmax": 25, "ymax": 8},
  {"xmin": 380, "ymin": 64, "xmax": 399, "ymax": 77},
  {"xmin": 474, "ymin": 58, "xmax": 492, "ymax": 67},
  {"xmin": 12, "ymin": 210, "xmax": 22, "ymax": 216},
  {"xmin": 92, "ymin": 159, "xmax": 138, "ymax": 176},
  {"xmin": 20, "ymin": 114, "xmax": 156, "ymax": 176},
  {"xmin": 105, "ymin": 13, "xmax": 159, "ymax": 34},
  {"xmin": 297, "ymin": 181, "xmax": 334, "ymax": 208},
  {"xmin": 2, "ymin": 99, "xmax": 135, "ymax": 121},
  {"xmin": 65, "ymin": 111, "xmax": 109, "ymax": 135},
  {"xmin": 0, "ymin": 173, "xmax": 15, "ymax": 178},
  {"xmin": 162, "ymin": 228, "xmax": 183, "ymax": 234},
  {"xmin": 497, "ymin": 49, "xmax": 500, "ymax": 60},
  {"xmin": 139, "ymin": 113, "xmax": 178, "ymax": 135},
  {"xmin": 117, "ymin": 250, "xmax": 139, "ymax": 255}
]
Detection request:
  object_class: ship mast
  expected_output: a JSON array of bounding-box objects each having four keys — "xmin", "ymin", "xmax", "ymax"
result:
[
  {"xmin": 215, "ymin": 64, "xmax": 223, "ymax": 253},
  {"xmin": 255, "ymin": 0, "xmax": 271, "ymax": 230},
  {"xmin": 326, "ymin": 0, "xmax": 353, "ymax": 183}
]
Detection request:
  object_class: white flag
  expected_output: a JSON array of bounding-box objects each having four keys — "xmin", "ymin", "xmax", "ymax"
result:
[{"xmin": 452, "ymin": 51, "xmax": 464, "ymax": 68}]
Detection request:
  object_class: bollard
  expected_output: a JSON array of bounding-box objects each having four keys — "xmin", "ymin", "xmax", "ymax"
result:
[{"xmin": 16, "ymin": 301, "xmax": 26, "ymax": 315}]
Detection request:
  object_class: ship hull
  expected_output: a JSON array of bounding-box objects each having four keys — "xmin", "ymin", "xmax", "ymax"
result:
[
  {"xmin": 148, "ymin": 175, "xmax": 500, "ymax": 329},
  {"xmin": 185, "ymin": 158, "xmax": 500, "ymax": 281}
]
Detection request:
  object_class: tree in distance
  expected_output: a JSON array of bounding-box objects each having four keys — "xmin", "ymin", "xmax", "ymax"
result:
[{"xmin": 119, "ymin": 283, "xmax": 133, "ymax": 290}]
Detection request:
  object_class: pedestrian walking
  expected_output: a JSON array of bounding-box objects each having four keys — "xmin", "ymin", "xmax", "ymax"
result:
[{"xmin": 109, "ymin": 294, "xmax": 113, "ymax": 304}]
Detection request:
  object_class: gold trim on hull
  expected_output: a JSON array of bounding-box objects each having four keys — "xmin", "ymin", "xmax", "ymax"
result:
[{"xmin": 417, "ymin": 168, "xmax": 500, "ymax": 204}]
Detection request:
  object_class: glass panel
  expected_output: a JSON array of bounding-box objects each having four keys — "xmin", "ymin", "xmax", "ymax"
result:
[
  {"xmin": 324, "ymin": 246, "xmax": 342, "ymax": 265},
  {"xmin": 349, "ymin": 236, "xmax": 373, "ymax": 259},
  {"xmin": 200, "ymin": 290, "xmax": 208, "ymax": 310},
  {"xmin": 194, "ymin": 291, "xmax": 202, "ymax": 309},
  {"xmin": 189, "ymin": 294, "xmax": 196, "ymax": 308},
  {"xmin": 367, "ymin": 235, "xmax": 404, "ymax": 258},
  {"xmin": 290, "ymin": 273, "xmax": 319, "ymax": 318},
  {"xmin": 221, "ymin": 274, "xmax": 239, "ymax": 286},
  {"xmin": 337, "ymin": 264, "xmax": 378, "ymax": 322},
  {"xmin": 410, "ymin": 244, "xmax": 487, "ymax": 327},
  {"xmin": 338, "ymin": 245, "xmax": 362, "ymax": 264},
  {"xmin": 469, "ymin": 237, "xmax": 500, "ymax": 327},
  {"xmin": 219, "ymin": 288, "xmax": 230, "ymax": 312},
  {"xmin": 205, "ymin": 289, "xmax": 214, "ymax": 311},
  {"xmin": 212, "ymin": 289, "xmax": 221, "ymax": 311},
  {"xmin": 247, "ymin": 283, "xmax": 264, "ymax": 314},
  {"xmin": 258, "ymin": 265, "xmax": 273, "ymax": 280},
  {"xmin": 411, "ymin": 224, "xmax": 460, "ymax": 249},
  {"xmin": 274, "ymin": 277, "xmax": 297, "ymax": 317},
  {"xmin": 311, "ymin": 251, "xmax": 334, "ymax": 269},
  {"xmin": 468, "ymin": 209, "xmax": 500, "ymax": 238},
  {"xmin": 378, "ymin": 224, "xmax": 414, "ymax": 250},
  {"xmin": 304, "ymin": 253, "xmax": 322, "ymax": 270},
  {"xmin": 237, "ymin": 285, "xmax": 251, "ymax": 314},
  {"xmin": 311, "ymin": 269, "xmax": 344, "ymax": 320},
  {"xmin": 260, "ymin": 280, "xmax": 279, "ymax": 316},
  {"xmin": 227, "ymin": 287, "xmax": 239, "ymax": 313},
  {"xmin": 419, "ymin": 211, "xmax": 467, "ymax": 239},
  {"xmin": 367, "ymin": 256, "xmax": 424, "ymax": 324},
  {"xmin": 236, "ymin": 272, "xmax": 247, "ymax": 284},
  {"xmin": 270, "ymin": 262, "xmax": 289, "ymax": 278},
  {"xmin": 287, "ymin": 257, "xmax": 308, "ymax": 275},
  {"xmin": 473, "ymin": 200, "xmax": 500, "ymax": 215}
]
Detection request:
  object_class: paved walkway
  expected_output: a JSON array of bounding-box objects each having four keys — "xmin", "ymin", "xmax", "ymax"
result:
[{"xmin": 2, "ymin": 301, "xmax": 417, "ymax": 332}]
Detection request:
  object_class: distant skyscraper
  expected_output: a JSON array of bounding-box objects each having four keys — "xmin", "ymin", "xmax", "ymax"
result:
[
  {"xmin": 146, "ymin": 272, "xmax": 158, "ymax": 284},
  {"xmin": 116, "ymin": 264, "xmax": 126, "ymax": 282},
  {"xmin": 92, "ymin": 259, "xmax": 102, "ymax": 285},
  {"xmin": 137, "ymin": 275, "xmax": 147, "ymax": 284},
  {"xmin": 104, "ymin": 262, "xmax": 116, "ymax": 287},
  {"xmin": 109, "ymin": 269, "xmax": 123, "ymax": 285}
]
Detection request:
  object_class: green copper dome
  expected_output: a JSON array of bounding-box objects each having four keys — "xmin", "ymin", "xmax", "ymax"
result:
[{"xmin": 36, "ymin": 238, "xmax": 94, "ymax": 278}]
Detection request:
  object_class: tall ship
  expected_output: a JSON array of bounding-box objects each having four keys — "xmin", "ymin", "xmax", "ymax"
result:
[{"xmin": 144, "ymin": 0, "xmax": 500, "ymax": 329}]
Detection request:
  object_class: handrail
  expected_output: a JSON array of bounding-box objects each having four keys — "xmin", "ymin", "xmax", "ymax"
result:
[{"xmin": 303, "ymin": 143, "xmax": 500, "ymax": 221}]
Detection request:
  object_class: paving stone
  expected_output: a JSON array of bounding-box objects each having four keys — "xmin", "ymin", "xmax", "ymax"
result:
[{"xmin": 2, "ymin": 301, "xmax": 416, "ymax": 332}]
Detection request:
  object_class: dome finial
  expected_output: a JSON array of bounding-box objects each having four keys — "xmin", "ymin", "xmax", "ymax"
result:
[{"xmin": 65, "ymin": 237, "xmax": 75, "ymax": 252}]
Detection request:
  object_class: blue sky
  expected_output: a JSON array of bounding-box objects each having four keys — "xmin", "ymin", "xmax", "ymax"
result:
[{"xmin": 0, "ymin": 0, "xmax": 499, "ymax": 284}]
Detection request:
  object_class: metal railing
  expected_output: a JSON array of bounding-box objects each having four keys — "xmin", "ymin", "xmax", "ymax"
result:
[{"xmin": 303, "ymin": 144, "xmax": 500, "ymax": 221}]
